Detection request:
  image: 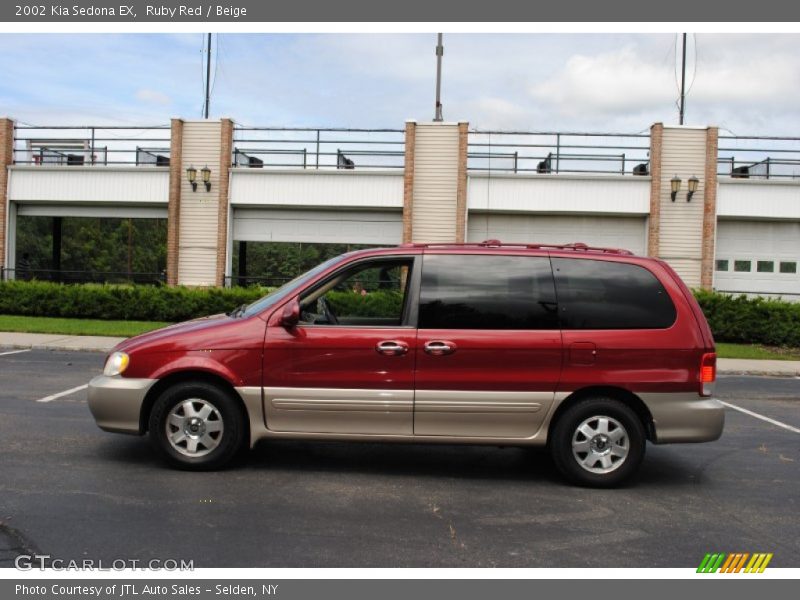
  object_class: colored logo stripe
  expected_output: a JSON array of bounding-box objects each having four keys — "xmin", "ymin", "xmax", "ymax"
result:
[{"xmin": 698, "ymin": 552, "xmax": 772, "ymax": 573}]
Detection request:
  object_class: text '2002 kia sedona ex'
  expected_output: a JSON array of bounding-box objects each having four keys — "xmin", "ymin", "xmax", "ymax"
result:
[{"xmin": 88, "ymin": 241, "xmax": 724, "ymax": 487}]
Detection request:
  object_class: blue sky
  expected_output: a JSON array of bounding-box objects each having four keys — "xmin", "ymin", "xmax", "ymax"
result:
[{"xmin": 1, "ymin": 33, "xmax": 799, "ymax": 134}]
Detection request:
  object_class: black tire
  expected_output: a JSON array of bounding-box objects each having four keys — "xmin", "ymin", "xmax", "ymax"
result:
[
  {"xmin": 550, "ymin": 397, "xmax": 646, "ymax": 488},
  {"xmin": 148, "ymin": 381, "xmax": 246, "ymax": 471}
]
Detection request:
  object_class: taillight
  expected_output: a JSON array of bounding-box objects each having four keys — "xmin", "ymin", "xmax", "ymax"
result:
[{"xmin": 700, "ymin": 352, "xmax": 716, "ymax": 396}]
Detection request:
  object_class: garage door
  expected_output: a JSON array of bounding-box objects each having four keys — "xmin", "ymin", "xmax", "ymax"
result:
[
  {"xmin": 715, "ymin": 220, "xmax": 800, "ymax": 298},
  {"xmin": 232, "ymin": 208, "xmax": 403, "ymax": 245},
  {"xmin": 467, "ymin": 214, "xmax": 647, "ymax": 255}
]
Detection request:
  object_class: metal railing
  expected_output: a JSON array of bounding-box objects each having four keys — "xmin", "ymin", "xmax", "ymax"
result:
[
  {"xmin": 12, "ymin": 125, "xmax": 172, "ymax": 167},
  {"xmin": 718, "ymin": 135, "xmax": 800, "ymax": 180},
  {"xmin": 1, "ymin": 267, "xmax": 166, "ymax": 285},
  {"xmin": 232, "ymin": 127, "xmax": 405, "ymax": 170},
  {"xmin": 467, "ymin": 130, "xmax": 651, "ymax": 176}
]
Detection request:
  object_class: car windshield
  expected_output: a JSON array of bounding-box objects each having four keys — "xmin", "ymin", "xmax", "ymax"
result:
[{"xmin": 241, "ymin": 254, "xmax": 349, "ymax": 317}]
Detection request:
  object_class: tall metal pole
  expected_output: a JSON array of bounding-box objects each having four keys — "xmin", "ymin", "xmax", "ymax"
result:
[
  {"xmin": 679, "ymin": 33, "xmax": 687, "ymax": 125},
  {"xmin": 434, "ymin": 33, "xmax": 444, "ymax": 122},
  {"xmin": 204, "ymin": 33, "xmax": 212, "ymax": 119}
]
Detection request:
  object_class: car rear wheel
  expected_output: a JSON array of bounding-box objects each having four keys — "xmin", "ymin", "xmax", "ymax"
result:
[
  {"xmin": 550, "ymin": 397, "xmax": 646, "ymax": 487},
  {"xmin": 148, "ymin": 381, "xmax": 246, "ymax": 470}
]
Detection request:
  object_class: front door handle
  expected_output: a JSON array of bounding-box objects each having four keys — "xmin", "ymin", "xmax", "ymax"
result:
[
  {"xmin": 424, "ymin": 340, "xmax": 457, "ymax": 356},
  {"xmin": 375, "ymin": 340, "xmax": 409, "ymax": 356}
]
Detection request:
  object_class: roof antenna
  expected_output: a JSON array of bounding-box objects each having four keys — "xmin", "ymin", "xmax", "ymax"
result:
[{"xmin": 434, "ymin": 33, "xmax": 444, "ymax": 122}]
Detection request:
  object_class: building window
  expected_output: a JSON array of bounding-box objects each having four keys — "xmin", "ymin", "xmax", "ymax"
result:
[
  {"xmin": 715, "ymin": 259, "xmax": 729, "ymax": 272},
  {"xmin": 780, "ymin": 262, "xmax": 797, "ymax": 274},
  {"xmin": 734, "ymin": 260, "xmax": 751, "ymax": 272},
  {"xmin": 757, "ymin": 261, "xmax": 774, "ymax": 273}
]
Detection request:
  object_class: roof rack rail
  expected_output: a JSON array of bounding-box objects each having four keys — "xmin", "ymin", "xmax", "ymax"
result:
[{"xmin": 399, "ymin": 240, "xmax": 634, "ymax": 255}]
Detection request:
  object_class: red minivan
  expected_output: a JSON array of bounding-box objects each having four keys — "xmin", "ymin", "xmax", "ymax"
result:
[{"xmin": 88, "ymin": 241, "xmax": 724, "ymax": 487}]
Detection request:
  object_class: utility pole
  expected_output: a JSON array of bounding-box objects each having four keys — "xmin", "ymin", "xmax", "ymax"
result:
[
  {"xmin": 204, "ymin": 33, "xmax": 212, "ymax": 119},
  {"xmin": 679, "ymin": 33, "xmax": 687, "ymax": 125},
  {"xmin": 434, "ymin": 33, "xmax": 444, "ymax": 122}
]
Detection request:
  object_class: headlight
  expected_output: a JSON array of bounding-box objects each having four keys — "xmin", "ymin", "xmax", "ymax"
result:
[{"xmin": 104, "ymin": 352, "xmax": 130, "ymax": 377}]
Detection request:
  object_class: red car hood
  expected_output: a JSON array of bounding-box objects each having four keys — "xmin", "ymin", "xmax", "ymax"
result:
[{"xmin": 113, "ymin": 313, "xmax": 240, "ymax": 354}]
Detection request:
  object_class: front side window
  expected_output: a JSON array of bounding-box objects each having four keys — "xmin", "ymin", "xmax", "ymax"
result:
[
  {"xmin": 298, "ymin": 258, "xmax": 412, "ymax": 327},
  {"xmin": 552, "ymin": 258, "xmax": 676, "ymax": 329},
  {"xmin": 418, "ymin": 254, "xmax": 558, "ymax": 330}
]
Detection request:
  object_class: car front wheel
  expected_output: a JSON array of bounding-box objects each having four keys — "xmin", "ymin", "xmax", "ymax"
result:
[
  {"xmin": 550, "ymin": 397, "xmax": 646, "ymax": 487},
  {"xmin": 148, "ymin": 381, "xmax": 246, "ymax": 470}
]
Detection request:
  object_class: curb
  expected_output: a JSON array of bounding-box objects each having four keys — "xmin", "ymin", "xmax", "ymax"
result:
[{"xmin": 719, "ymin": 369, "xmax": 800, "ymax": 378}]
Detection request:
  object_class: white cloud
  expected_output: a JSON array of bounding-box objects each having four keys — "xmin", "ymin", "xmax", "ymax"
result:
[{"xmin": 530, "ymin": 46, "xmax": 674, "ymax": 118}]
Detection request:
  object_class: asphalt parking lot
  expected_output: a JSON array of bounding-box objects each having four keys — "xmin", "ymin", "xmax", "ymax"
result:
[{"xmin": 0, "ymin": 347, "xmax": 798, "ymax": 568}]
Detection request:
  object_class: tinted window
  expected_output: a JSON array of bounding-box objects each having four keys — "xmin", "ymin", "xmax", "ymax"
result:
[
  {"xmin": 419, "ymin": 255, "xmax": 558, "ymax": 330},
  {"xmin": 552, "ymin": 258, "xmax": 676, "ymax": 329}
]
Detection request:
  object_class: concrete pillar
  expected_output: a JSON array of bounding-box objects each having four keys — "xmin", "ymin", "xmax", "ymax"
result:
[
  {"xmin": 166, "ymin": 118, "xmax": 183, "ymax": 286},
  {"xmin": 402, "ymin": 120, "xmax": 469, "ymax": 244},
  {"xmin": 215, "ymin": 118, "xmax": 234, "ymax": 286},
  {"xmin": 701, "ymin": 128, "xmax": 719, "ymax": 290},
  {"xmin": 402, "ymin": 121, "xmax": 416, "ymax": 244},
  {"xmin": 648, "ymin": 124, "xmax": 718, "ymax": 289},
  {"xmin": 174, "ymin": 119, "xmax": 232, "ymax": 287},
  {"xmin": 646, "ymin": 123, "xmax": 663, "ymax": 257},
  {"xmin": 0, "ymin": 118, "xmax": 13, "ymax": 273}
]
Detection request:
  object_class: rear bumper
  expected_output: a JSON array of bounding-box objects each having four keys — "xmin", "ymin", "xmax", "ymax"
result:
[
  {"xmin": 641, "ymin": 393, "xmax": 725, "ymax": 443},
  {"xmin": 87, "ymin": 375, "xmax": 156, "ymax": 435}
]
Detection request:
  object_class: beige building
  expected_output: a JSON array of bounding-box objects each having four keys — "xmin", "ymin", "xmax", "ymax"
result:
[{"xmin": 2, "ymin": 116, "xmax": 799, "ymax": 299}]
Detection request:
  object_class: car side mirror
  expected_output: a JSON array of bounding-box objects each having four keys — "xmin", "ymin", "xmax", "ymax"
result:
[{"xmin": 280, "ymin": 297, "xmax": 301, "ymax": 328}]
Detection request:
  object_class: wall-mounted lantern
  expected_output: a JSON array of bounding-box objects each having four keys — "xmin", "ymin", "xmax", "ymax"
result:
[
  {"xmin": 687, "ymin": 175, "xmax": 699, "ymax": 202},
  {"xmin": 186, "ymin": 166, "xmax": 198, "ymax": 192},
  {"xmin": 670, "ymin": 175, "xmax": 681, "ymax": 202},
  {"xmin": 186, "ymin": 165, "xmax": 211, "ymax": 192}
]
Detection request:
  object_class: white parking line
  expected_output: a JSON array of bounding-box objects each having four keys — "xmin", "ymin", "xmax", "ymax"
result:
[
  {"xmin": 36, "ymin": 384, "xmax": 89, "ymax": 403},
  {"xmin": 0, "ymin": 349, "xmax": 31, "ymax": 357},
  {"xmin": 720, "ymin": 400, "xmax": 800, "ymax": 435}
]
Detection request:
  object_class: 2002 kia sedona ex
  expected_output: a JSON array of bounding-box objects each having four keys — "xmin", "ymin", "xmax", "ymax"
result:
[{"xmin": 88, "ymin": 241, "xmax": 724, "ymax": 487}]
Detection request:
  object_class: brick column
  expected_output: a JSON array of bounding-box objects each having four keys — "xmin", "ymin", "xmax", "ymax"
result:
[
  {"xmin": 0, "ymin": 118, "xmax": 14, "ymax": 272},
  {"xmin": 215, "ymin": 118, "xmax": 234, "ymax": 286},
  {"xmin": 402, "ymin": 120, "xmax": 416, "ymax": 244},
  {"xmin": 166, "ymin": 118, "xmax": 183, "ymax": 286},
  {"xmin": 455, "ymin": 122, "xmax": 469, "ymax": 243},
  {"xmin": 647, "ymin": 122, "xmax": 663, "ymax": 257},
  {"xmin": 700, "ymin": 127, "xmax": 719, "ymax": 290}
]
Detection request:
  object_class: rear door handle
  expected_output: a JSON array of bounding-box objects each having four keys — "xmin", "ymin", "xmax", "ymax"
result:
[
  {"xmin": 424, "ymin": 340, "xmax": 456, "ymax": 356},
  {"xmin": 375, "ymin": 340, "xmax": 409, "ymax": 356}
]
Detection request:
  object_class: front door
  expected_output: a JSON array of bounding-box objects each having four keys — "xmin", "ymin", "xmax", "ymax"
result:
[
  {"xmin": 263, "ymin": 256, "xmax": 419, "ymax": 435},
  {"xmin": 413, "ymin": 253, "xmax": 563, "ymax": 439}
]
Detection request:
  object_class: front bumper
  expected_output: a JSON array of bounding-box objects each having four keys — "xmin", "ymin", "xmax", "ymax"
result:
[
  {"xmin": 641, "ymin": 393, "xmax": 725, "ymax": 443},
  {"xmin": 87, "ymin": 375, "xmax": 156, "ymax": 435}
]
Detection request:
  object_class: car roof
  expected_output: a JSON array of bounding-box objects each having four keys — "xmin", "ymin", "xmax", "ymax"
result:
[{"xmin": 349, "ymin": 240, "xmax": 640, "ymax": 260}]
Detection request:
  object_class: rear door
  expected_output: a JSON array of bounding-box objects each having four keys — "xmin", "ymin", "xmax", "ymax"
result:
[
  {"xmin": 413, "ymin": 252, "xmax": 563, "ymax": 438},
  {"xmin": 263, "ymin": 255, "xmax": 419, "ymax": 435}
]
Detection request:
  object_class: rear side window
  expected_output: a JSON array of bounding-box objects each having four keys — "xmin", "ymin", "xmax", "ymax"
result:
[
  {"xmin": 419, "ymin": 255, "xmax": 558, "ymax": 330},
  {"xmin": 552, "ymin": 258, "xmax": 676, "ymax": 329}
]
